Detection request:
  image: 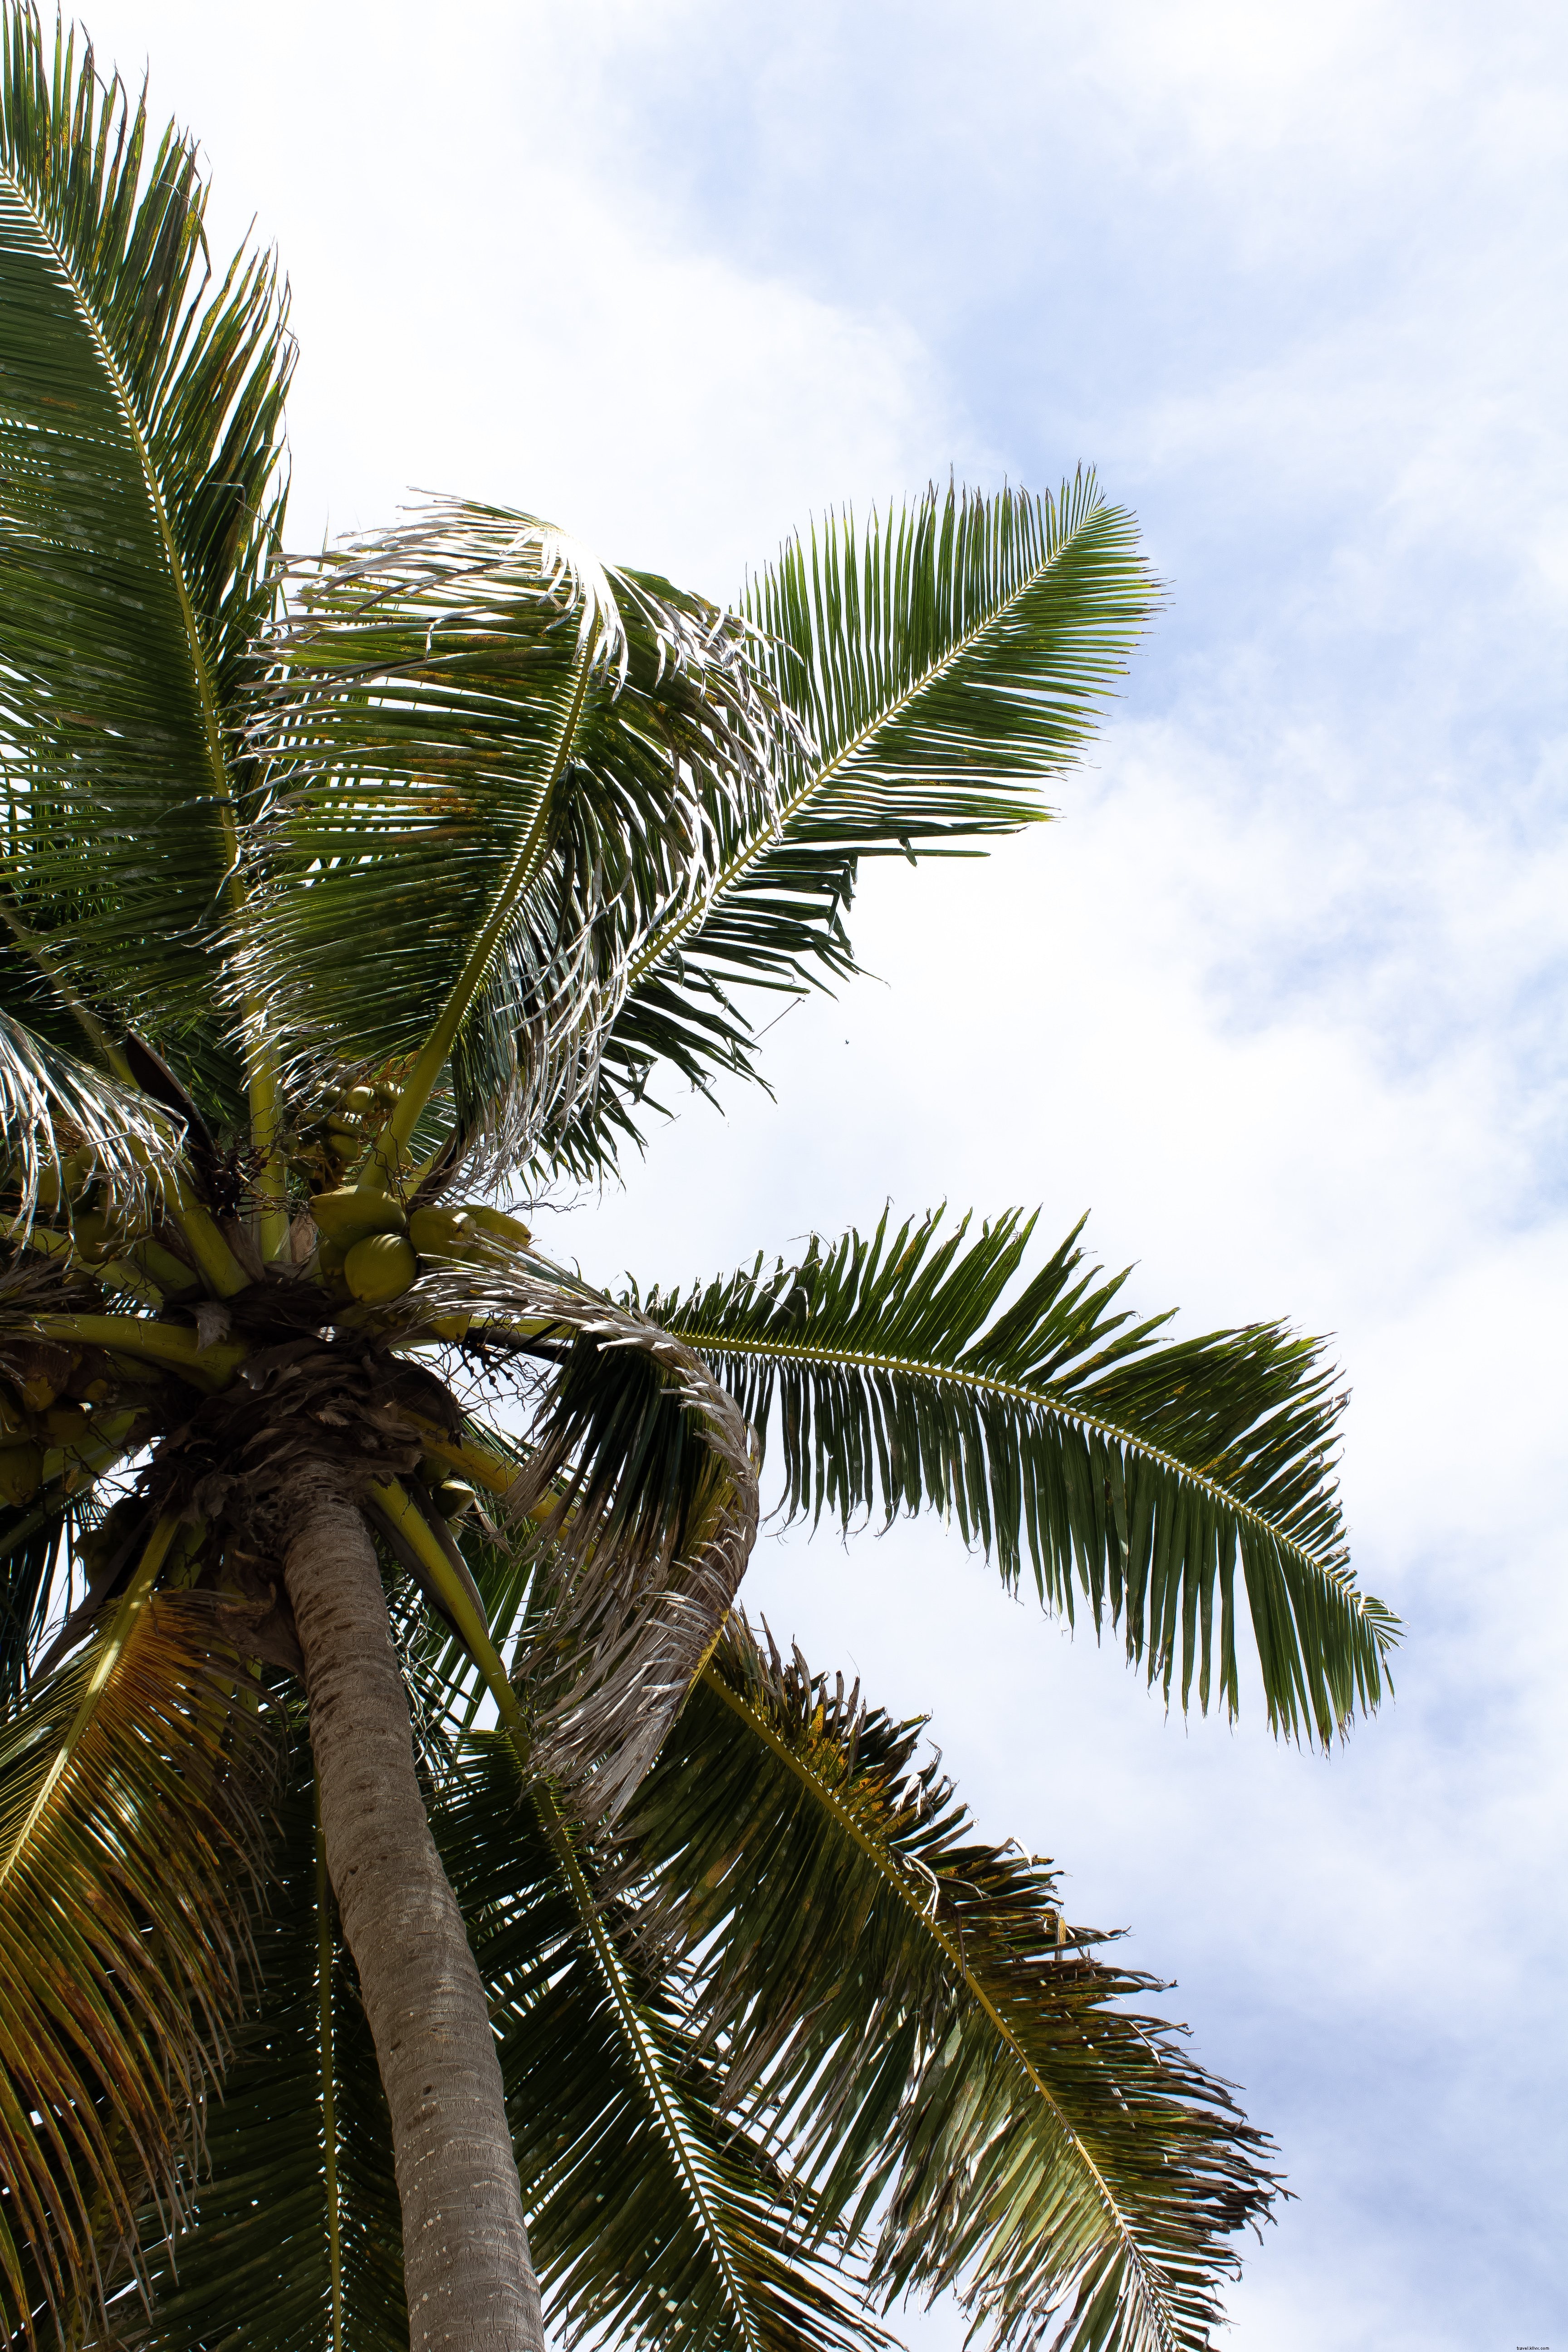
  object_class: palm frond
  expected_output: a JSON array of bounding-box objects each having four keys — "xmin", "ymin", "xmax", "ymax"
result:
[
  {"xmin": 636, "ymin": 1207, "xmax": 1397, "ymax": 1744},
  {"xmin": 132, "ymin": 1745, "xmax": 407, "ymax": 2352},
  {"xmin": 0, "ymin": 4, "xmax": 292, "ymax": 1031},
  {"xmin": 559, "ymin": 476, "xmax": 1156, "ymax": 1171},
  {"xmin": 623, "ymin": 1622, "xmax": 1277, "ymax": 2352},
  {"xmin": 236, "ymin": 504, "xmax": 788, "ymax": 1178},
  {"xmin": 0, "ymin": 1006, "xmax": 182, "ymax": 1224},
  {"xmin": 385, "ymin": 1251, "xmax": 760, "ymax": 1818},
  {"xmin": 0, "ymin": 1530, "xmax": 271, "ymax": 2344},
  {"xmin": 441, "ymin": 1735, "xmax": 890, "ymax": 2352},
  {"xmin": 0, "ymin": 5, "xmax": 292, "ymax": 696}
]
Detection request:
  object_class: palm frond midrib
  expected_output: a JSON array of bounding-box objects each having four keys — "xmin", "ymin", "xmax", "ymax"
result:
[
  {"xmin": 671, "ymin": 1320, "xmax": 1348, "ymax": 1579},
  {"xmin": 528, "ymin": 1776, "xmax": 767, "ymax": 2352},
  {"xmin": 697, "ymin": 1662, "xmax": 1196, "ymax": 2352}
]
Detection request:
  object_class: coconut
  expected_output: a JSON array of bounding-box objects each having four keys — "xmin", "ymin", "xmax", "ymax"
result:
[
  {"xmin": 310, "ymin": 1188, "xmax": 407, "ymax": 1250},
  {"xmin": 408, "ymin": 1205, "xmax": 475, "ymax": 1259},
  {"xmin": 344, "ymin": 1231, "xmax": 417, "ymax": 1303},
  {"xmin": 468, "ymin": 1205, "xmax": 531, "ymax": 1250}
]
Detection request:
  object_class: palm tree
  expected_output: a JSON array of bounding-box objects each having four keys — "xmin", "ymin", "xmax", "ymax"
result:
[{"xmin": 0, "ymin": 11, "xmax": 1398, "ymax": 2351}]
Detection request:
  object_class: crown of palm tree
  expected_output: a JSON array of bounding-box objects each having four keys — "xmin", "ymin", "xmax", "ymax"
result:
[{"xmin": 0, "ymin": 12, "xmax": 1397, "ymax": 2352}]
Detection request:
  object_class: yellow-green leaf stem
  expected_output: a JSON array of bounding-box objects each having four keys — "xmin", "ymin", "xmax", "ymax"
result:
[
  {"xmin": 44, "ymin": 1406, "xmax": 144, "ymax": 1490},
  {"xmin": 5, "ymin": 1214, "xmax": 161, "ymax": 1307},
  {"xmin": 0, "ymin": 897, "xmax": 128, "ymax": 1078},
  {"xmin": 401, "ymin": 1416, "xmax": 565, "ymax": 1533},
  {"xmin": 368, "ymin": 1481, "xmax": 521, "ymax": 1742},
  {"xmin": 400, "ymin": 1419, "xmax": 518, "ymax": 1500},
  {"xmin": 89, "ymin": 1151, "xmax": 248, "ymax": 1298},
  {"xmin": 359, "ymin": 638, "xmax": 597, "ymax": 1194},
  {"xmin": 314, "ymin": 1783, "xmax": 343, "ymax": 2352},
  {"xmin": 0, "ymin": 1421, "xmax": 141, "ymax": 1569},
  {"xmin": 250, "ymin": 1058, "xmax": 291, "ymax": 1263},
  {"xmin": 168, "ymin": 1177, "xmax": 251, "ymax": 1299},
  {"xmin": 8, "ymin": 1219, "xmax": 68, "ymax": 1267},
  {"xmin": 0, "ymin": 1513, "xmax": 179, "ymax": 1897},
  {"xmin": 36, "ymin": 1313, "xmax": 247, "ymax": 1390},
  {"xmin": 94, "ymin": 1258, "xmax": 163, "ymax": 1309}
]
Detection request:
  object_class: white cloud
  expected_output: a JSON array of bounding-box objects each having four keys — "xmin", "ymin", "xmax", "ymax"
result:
[{"xmin": 78, "ymin": 0, "xmax": 979, "ymax": 589}]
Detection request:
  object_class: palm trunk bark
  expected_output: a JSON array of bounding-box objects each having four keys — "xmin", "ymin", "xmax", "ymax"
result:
[{"xmin": 282, "ymin": 1479, "xmax": 544, "ymax": 2352}]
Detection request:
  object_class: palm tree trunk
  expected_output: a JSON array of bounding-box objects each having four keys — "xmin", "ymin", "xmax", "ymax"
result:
[{"xmin": 282, "ymin": 1479, "xmax": 544, "ymax": 2352}]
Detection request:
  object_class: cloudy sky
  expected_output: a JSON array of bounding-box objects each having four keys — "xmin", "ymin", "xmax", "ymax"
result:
[{"xmin": 74, "ymin": 4, "xmax": 1567, "ymax": 2345}]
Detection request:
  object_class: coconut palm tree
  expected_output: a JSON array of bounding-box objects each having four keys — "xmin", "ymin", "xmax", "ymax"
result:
[{"xmin": 0, "ymin": 11, "xmax": 1398, "ymax": 2352}]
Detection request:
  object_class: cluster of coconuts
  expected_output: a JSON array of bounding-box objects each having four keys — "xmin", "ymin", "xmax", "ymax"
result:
[
  {"xmin": 309, "ymin": 1189, "xmax": 532, "ymax": 1305},
  {"xmin": 0, "ymin": 1161, "xmax": 186, "ymax": 1507},
  {"xmin": 2, "ymin": 1151, "xmax": 199, "ymax": 1300},
  {"xmin": 0, "ymin": 1352, "xmax": 115, "ymax": 1506},
  {"xmin": 319, "ymin": 1079, "xmax": 399, "ymax": 1170}
]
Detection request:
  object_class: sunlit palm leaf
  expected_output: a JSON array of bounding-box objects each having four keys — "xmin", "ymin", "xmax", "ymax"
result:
[
  {"xmin": 238, "ymin": 505, "xmax": 786, "ymax": 1170},
  {"xmin": 0, "ymin": 1549, "xmax": 270, "ymax": 2344},
  {"xmin": 0, "ymin": 8, "xmax": 291, "ymax": 1032},
  {"xmin": 637, "ymin": 1207, "xmax": 1397, "ymax": 1743},
  {"xmin": 0, "ymin": 1006, "xmax": 181, "ymax": 1222},
  {"xmin": 564, "ymin": 476, "xmax": 1156, "ymax": 1170},
  {"xmin": 624, "ymin": 1623, "xmax": 1277, "ymax": 2352}
]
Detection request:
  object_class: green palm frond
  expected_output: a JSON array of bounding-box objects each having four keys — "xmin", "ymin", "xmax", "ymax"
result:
[
  {"xmin": 0, "ymin": 1528, "xmax": 271, "ymax": 2344},
  {"xmin": 637, "ymin": 1207, "xmax": 1397, "ymax": 1744},
  {"xmin": 0, "ymin": 6, "xmax": 291, "ymax": 694},
  {"xmin": 623, "ymin": 1622, "xmax": 1276, "ymax": 2352},
  {"xmin": 237, "ymin": 505, "xmax": 788, "ymax": 1175},
  {"xmin": 132, "ymin": 1750, "xmax": 407, "ymax": 2352},
  {"xmin": 445, "ymin": 1737, "xmax": 890, "ymax": 2352},
  {"xmin": 561, "ymin": 476, "xmax": 1156, "ymax": 1171},
  {"xmin": 0, "ymin": 5, "xmax": 292, "ymax": 1032}
]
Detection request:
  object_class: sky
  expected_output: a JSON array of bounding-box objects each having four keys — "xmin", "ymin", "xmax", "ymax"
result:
[{"xmin": 65, "ymin": 4, "xmax": 1568, "ymax": 2346}]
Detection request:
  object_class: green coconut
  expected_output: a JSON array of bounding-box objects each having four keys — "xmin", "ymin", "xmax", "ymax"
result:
[
  {"xmin": 467, "ymin": 1205, "xmax": 531, "ymax": 1250},
  {"xmin": 407, "ymin": 1205, "xmax": 475, "ymax": 1259},
  {"xmin": 310, "ymin": 1188, "xmax": 407, "ymax": 1250},
  {"xmin": 344, "ymin": 1231, "xmax": 418, "ymax": 1303}
]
